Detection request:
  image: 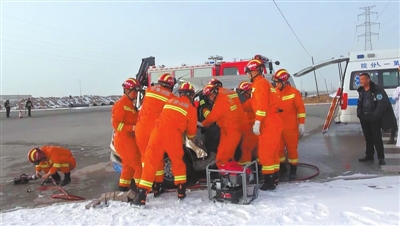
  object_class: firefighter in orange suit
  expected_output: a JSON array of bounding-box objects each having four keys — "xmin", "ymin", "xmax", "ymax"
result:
[
  {"xmin": 27, "ymin": 146, "xmax": 76, "ymax": 186},
  {"xmin": 112, "ymin": 78, "xmax": 142, "ymax": 192},
  {"xmin": 198, "ymin": 84, "xmax": 241, "ymax": 169},
  {"xmin": 236, "ymin": 81, "xmax": 258, "ymax": 164},
  {"xmin": 272, "ymin": 69, "xmax": 306, "ymax": 179},
  {"xmin": 246, "ymin": 58, "xmax": 283, "ymax": 191},
  {"xmin": 208, "ymin": 79, "xmax": 249, "ymax": 164},
  {"xmin": 135, "ymin": 73, "xmax": 176, "ymax": 197},
  {"xmin": 133, "ymin": 82, "xmax": 197, "ymax": 207}
]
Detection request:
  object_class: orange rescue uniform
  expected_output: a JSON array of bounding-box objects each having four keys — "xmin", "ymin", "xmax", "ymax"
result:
[
  {"xmin": 35, "ymin": 146, "xmax": 76, "ymax": 175},
  {"xmin": 240, "ymin": 97, "xmax": 258, "ymax": 164},
  {"xmin": 112, "ymin": 95, "xmax": 142, "ymax": 188},
  {"xmin": 135, "ymin": 85, "xmax": 175, "ymax": 183},
  {"xmin": 138, "ymin": 96, "xmax": 197, "ymax": 191},
  {"xmin": 202, "ymin": 92, "xmax": 241, "ymax": 168},
  {"xmin": 275, "ymin": 85, "xmax": 306, "ymax": 165},
  {"xmin": 251, "ymin": 76, "xmax": 283, "ymax": 175}
]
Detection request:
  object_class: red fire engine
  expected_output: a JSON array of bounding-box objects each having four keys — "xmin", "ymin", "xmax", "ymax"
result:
[{"xmin": 136, "ymin": 55, "xmax": 279, "ymax": 87}]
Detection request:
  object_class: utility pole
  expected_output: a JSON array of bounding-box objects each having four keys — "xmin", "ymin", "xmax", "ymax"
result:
[
  {"xmin": 79, "ymin": 79, "xmax": 82, "ymax": 97},
  {"xmin": 311, "ymin": 57, "xmax": 320, "ymax": 100},
  {"xmin": 323, "ymin": 78, "xmax": 329, "ymax": 94},
  {"xmin": 356, "ymin": 6, "xmax": 380, "ymax": 50}
]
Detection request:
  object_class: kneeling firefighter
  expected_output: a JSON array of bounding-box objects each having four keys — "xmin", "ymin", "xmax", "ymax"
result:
[
  {"xmin": 133, "ymin": 82, "xmax": 198, "ymax": 206},
  {"xmin": 111, "ymin": 78, "xmax": 142, "ymax": 192},
  {"xmin": 27, "ymin": 145, "xmax": 76, "ymax": 186},
  {"xmin": 272, "ymin": 69, "xmax": 306, "ymax": 179}
]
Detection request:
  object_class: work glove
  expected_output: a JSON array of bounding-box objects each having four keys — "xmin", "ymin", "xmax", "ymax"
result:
[
  {"xmin": 35, "ymin": 171, "xmax": 42, "ymax": 178},
  {"xmin": 298, "ymin": 124, "xmax": 305, "ymax": 139},
  {"xmin": 197, "ymin": 121, "xmax": 204, "ymax": 127},
  {"xmin": 253, "ymin": 120, "xmax": 261, "ymax": 135}
]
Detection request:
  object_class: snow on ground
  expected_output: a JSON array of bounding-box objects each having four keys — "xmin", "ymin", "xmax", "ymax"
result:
[{"xmin": 1, "ymin": 176, "xmax": 399, "ymax": 226}]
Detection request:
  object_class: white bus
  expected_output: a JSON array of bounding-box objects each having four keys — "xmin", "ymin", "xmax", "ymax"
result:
[{"xmin": 294, "ymin": 48, "xmax": 399, "ymax": 128}]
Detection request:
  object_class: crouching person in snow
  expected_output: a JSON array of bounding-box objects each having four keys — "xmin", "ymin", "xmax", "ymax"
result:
[
  {"xmin": 132, "ymin": 82, "xmax": 197, "ymax": 207},
  {"xmin": 27, "ymin": 146, "xmax": 76, "ymax": 186}
]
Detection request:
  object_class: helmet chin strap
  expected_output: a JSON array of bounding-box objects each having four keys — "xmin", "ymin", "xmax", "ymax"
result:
[{"xmin": 124, "ymin": 89, "xmax": 136, "ymax": 101}]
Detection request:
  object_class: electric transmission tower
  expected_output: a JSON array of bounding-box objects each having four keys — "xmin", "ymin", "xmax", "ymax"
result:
[{"xmin": 356, "ymin": 6, "xmax": 380, "ymax": 51}]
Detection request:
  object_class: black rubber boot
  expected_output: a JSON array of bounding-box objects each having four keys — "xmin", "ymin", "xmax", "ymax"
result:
[
  {"xmin": 60, "ymin": 172, "xmax": 71, "ymax": 186},
  {"xmin": 130, "ymin": 179, "xmax": 138, "ymax": 193},
  {"xmin": 358, "ymin": 156, "xmax": 374, "ymax": 162},
  {"xmin": 279, "ymin": 163, "xmax": 287, "ymax": 175},
  {"xmin": 378, "ymin": 159, "xmax": 386, "ymax": 165},
  {"xmin": 273, "ymin": 172, "xmax": 279, "ymax": 186},
  {"xmin": 177, "ymin": 184, "xmax": 186, "ymax": 200},
  {"xmin": 260, "ymin": 174, "xmax": 276, "ymax": 191},
  {"xmin": 152, "ymin": 183, "xmax": 165, "ymax": 198},
  {"xmin": 51, "ymin": 172, "xmax": 61, "ymax": 183},
  {"xmin": 119, "ymin": 186, "xmax": 129, "ymax": 192},
  {"xmin": 131, "ymin": 188, "xmax": 147, "ymax": 207},
  {"xmin": 289, "ymin": 164, "xmax": 297, "ymax": 180}
]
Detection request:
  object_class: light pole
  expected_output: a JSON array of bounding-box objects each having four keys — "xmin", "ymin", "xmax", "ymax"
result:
[
  {"xmin": 323, "ymin": 78, "xmax": 329, "ymax": 94},
  {"xmin": 311, "ymin": 57, "xmax": 320, "ymax": 100},
  {"xmin": 79, "ymin": 79, "xmax": 82, "ymax": 97}
]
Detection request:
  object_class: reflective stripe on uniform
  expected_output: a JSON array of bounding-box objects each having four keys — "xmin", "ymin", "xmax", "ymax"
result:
[
  {"xmin": 256, "ymin": 110, "xmax": 266, "ymax": 116},
  {"xmin": 262, "ymin": 165, "xmax": 274, "ymax": 171},
  {"xmin": 146, "ymin": 92, "xmax": 169, "ymax": 102},
  {"xmin": 204, "ymin": 110, "xmax": 210, "ymax": 118},
  {"xmin": 123, "ymin": 106, "xmax": 135, "ymax": 112},
  {"xmin": 164, "ymin": 104, "xmax": 187, "ymax": 116},
  {"xmin": 230, "ymin": 105, "xmax": 237, "ymax": 111},
  {"xmin": 273, "ymin": 164, "xmax": 280, "ymax": 170},
  {"xmin": 117, "ymin": 122, "xmax": 124, "ymax": 131},
  {"xmin": 119, "ymin": 178, "xmax": 131, "ymax": 185},
  {"xmin": 227, "ymin": 93, "xmax": 238, "ymax": 99},
  {"xmin": 200, "ymin": 100, "xmax": 205, "ymax": 105},
  {"xmin": 279, "ymin": 156, "xmax": 286, "ymax": 162},
  {"xmin": 298, "ymin": 113, "xmax": 306, "ymax": 118},
  {"xmin": 52, "ymin": 163, "xmax": 69, "ymax": 168},
  {"xmin": 288, "ymin": 159, "xmax": 298, "ymax": 164},
  {"xmin": 270, "ymin": 88, "xmax": 276, "ymax": 93},
  {"xmin": 282, "ymin": 94, "xmax": 295, "ymax": 100},
  {"xmin": 139, "ymin": 179, "xmax": 153, "ymax": 189},
  {"xmin": 174, "ymin": 175, "xmax": 186, "ymax": 182},
  {"xmin": 155, "ymin": 170, "xmax": 164, "ymax": 176}
]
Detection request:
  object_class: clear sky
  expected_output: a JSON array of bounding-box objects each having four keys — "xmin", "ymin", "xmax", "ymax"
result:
[{"xmin": 1, "ymin": 0, "xmax": 399, "ymax": 97}]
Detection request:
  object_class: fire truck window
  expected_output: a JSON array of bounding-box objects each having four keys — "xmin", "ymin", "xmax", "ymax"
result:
[
  {"xmin": 193, "ymin": 68, "xmax": 212, "ymax": 78},
  {"xmin": 150, "ymin": 72, "xmax": 172, "ymax": 84},
  {"xmin": 222, "ymin": 67, "xmax": 239, "ymax": 75},
  {"xmin": 175, "ymin": 69, "xmax": 191, "ymax": 79}
]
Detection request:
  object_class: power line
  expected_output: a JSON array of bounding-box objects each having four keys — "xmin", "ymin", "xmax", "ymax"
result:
[
  {"xmin": 272, "ymin": 0, "xmax": 311, "ymax": 58},
  {"xmin": 374, "ymin": 0, "xmax": 392, "ymax": 22}
]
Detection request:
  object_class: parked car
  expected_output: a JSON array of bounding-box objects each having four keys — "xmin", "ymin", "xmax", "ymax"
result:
[{"xmin": 109, "ymin": 74, "xmax": 297, "ymax": 188}]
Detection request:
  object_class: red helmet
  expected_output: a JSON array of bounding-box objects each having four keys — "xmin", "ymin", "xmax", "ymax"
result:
[
  {"xmin": 245, "ymin": 59, "xmax": 264, "ymax": 73},
  {"xmin": 122, "ymin": 78, "xmax": 140, "ymax": 91},
  {"xmin": 28, "ymin": 148, "xmax": 45, "ymax": 165},
  {"xmin": 253, "ymin": 54, "xmax": 269, "ymax": 64},
  {"xmin": 273, "ymin": 69, "xmax": 290, "ymax": 82},
  {"xmin": 237, "ymin": 81, "xmax": 252, "ymax": 93},
  {"xmin": 178, "ymin": 82, "xmax": 195, "ymax": 95},
  {"xmin": 208, "ymin": 78, "xmax": 223, "ymax": 87},
  {"xmin": 202, "ymin": 84, "xmax": 218, "ymax": 96},
  {"xmin": 158, "ymin": 73, "xmax": 176, "ymax": 89}
]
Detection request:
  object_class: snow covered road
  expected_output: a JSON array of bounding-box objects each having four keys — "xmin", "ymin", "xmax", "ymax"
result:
[{"xmin": 1, "ymin": 175, "xmax": 399, "ymax": 226}]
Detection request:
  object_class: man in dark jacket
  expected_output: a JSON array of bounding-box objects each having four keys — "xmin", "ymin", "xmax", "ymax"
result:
[
  {"xmin": 356, "ymin": 72, "xmax": 396, "ymax": 165},
  {"xmin": 25, "ymin": 98, "xmax": 33, "ymax": 117},
  {"xmin": 4, "ymin": 99, "xmax": 11, "ymax": 118}
]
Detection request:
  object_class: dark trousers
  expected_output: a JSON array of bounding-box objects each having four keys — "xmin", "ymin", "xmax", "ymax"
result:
[
  {"xmin": 27, "ymin": 107, "xmax": 31, "ymax": 116},
  {"xmin": 360, "ymin": 115, "xmax": 385, "ymax": 159},
  {"xmin": 6, "ymin": 107, "xmax": 10, "ymax": 118},
  {"xmin": 390, "ymin": 124, "xmax": 398, "ymax": 141}
]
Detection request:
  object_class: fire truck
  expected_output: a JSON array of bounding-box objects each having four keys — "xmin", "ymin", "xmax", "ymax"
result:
[{"xmin": 136, "ymin": 55, "xmax": 280, "ymax": 88}]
